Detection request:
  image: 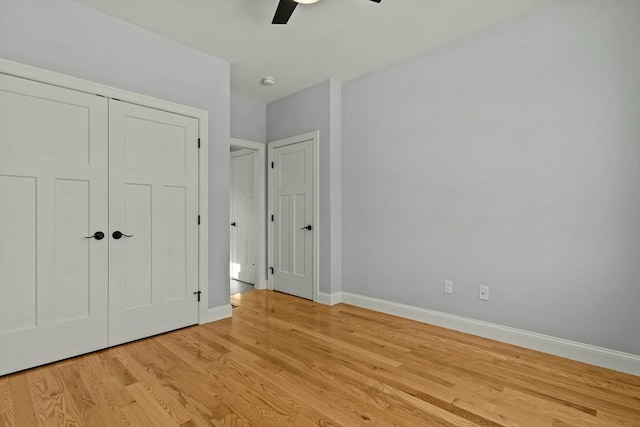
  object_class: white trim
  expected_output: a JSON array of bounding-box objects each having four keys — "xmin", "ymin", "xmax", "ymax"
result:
[
  {"xmin": 204, "ymin": 304, "xmax": 233, "ymax": 324},
  {"xmin": 197, "ymin": 111, "xmax": 210, "ymax": 325},
  {"xmin": 0, "ymin": 58, "xmax": 203, "ymax": 119},
  {"xmin": 230, "ymin": 138, "xmax": 267, "ymax": 290},
  {"xmin": 267, "ymin": 131, "xmax": 320, "ymax": 301},
  {"xmin": 317, "ymin": 291, "xmax": 343, "ymax": 306},
  {"xmin": 335, "ymin": 292, "xmax": 640, "ymax": 376},
  {"xmin": 0, "ymin": 59, "xmax": 210, "ymax": 327}
]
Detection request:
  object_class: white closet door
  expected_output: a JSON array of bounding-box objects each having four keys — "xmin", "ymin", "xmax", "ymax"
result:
[
  {"xmin": 0, "ymin": 74, "xmax": 109, "ymax": 375},
  {"xmin": 108, "ymin": 100, "xmax": 199, "ymax": 346}
]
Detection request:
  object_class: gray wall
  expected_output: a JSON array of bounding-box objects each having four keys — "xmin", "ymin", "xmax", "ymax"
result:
[
  {"xmin": 267, "ymin": 79, "xmax": 343, "ymax": 294},
  {"xmin": 0, "ymin": 0, "xmax": 231, "ymax": 309},
  {"xmin": 329, "ymin": 80, "xmax": 343, "ymax": 294},
  {"xmin": 231, "ymin": 94, "xmax": 266, "ymax": 143},
  {"xmin": 342, "ymin": 0, "xmax": 640, "ymax": 354}
]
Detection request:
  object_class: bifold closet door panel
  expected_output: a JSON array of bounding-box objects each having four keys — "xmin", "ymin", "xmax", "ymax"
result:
[
  {"xmin": 108, "ymin": 99, "xmax": 199, "ymax": 346},
  {"xmin": 0, "ymin": 74, "xmax": 109, "ymax": 376}
]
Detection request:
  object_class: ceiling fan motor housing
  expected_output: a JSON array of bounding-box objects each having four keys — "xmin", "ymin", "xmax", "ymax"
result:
[{"xmin": 272, "ymin": 0, "xmax": 381, "ymax": 25}]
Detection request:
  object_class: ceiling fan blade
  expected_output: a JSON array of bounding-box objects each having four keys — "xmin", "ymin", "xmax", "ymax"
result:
[{"xmin": 272, "ymin": 0, "xmax": 298, "ymax": 25}]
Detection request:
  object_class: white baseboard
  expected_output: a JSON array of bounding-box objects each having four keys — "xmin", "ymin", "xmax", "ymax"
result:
[
  {"xmin": 202, "ymin": 304, "xmax": 233, "ymax": 324},
  {"xmin": 334, "ymin": 292, "xmax": 639, "ymax": 376},
  {"xmin": 316, "ymin": 291, "xmax": 343, "ymax": 306},
  {"xmin": 254, "ymin": 279, "xmax": 268, "ymax": 290}
]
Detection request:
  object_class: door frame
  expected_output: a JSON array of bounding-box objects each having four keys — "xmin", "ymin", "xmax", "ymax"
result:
[
  {"xmin": 267, "ymin": 131, "xmax": 319, "ymax": 301},
  {"xmin": 230, "ymin": 138, "xmax": 267, "ymax": 290},
  {"xmin": 0, "ymin": 58, "xmax": 211, "ymax": 325}
]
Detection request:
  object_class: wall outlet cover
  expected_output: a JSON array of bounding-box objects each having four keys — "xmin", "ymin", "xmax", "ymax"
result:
[
  {"xmin": 479, "ymin": 285, "xmax": 489, "ymax": 301},
  {"xmin": 444, "ymin": 280, "xmax": 453, "ymax": 294}
]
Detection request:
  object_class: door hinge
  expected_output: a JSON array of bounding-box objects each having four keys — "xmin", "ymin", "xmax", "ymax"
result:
[
  {"xmin": 193, "ymin": 290, "xmax": 202, "ymax": 302},
  {"xmin": 271, "ymin": 161, "xmax": 274, "ymax": 169},
  {"xmin": 198, "ymin": 215, "xmax": 201, "ymax": 225},
  {"xmin": 198, "ymin": 138, "xmax": 201, "ymax": 148},
  {"xmin": 270, "ymin": 267, "xmax": 274, "ymax": 275},
  {"xmin": 271, "ymin": 214, "xmax": 274, "ymax": 222}
]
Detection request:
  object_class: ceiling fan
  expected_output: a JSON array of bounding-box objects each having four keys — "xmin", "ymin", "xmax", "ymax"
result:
[{"xmin": 272, "ymin": 0, "xmax": 381, "ymax": 25}]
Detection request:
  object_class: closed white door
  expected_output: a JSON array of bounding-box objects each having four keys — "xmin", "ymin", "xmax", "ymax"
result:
[
  {"xmin": 230, "ymin": 150, "xmax": 256, "ymax": 284},
  {"xmin": 108, "ymin": 100, "xmax": 199, "ymax": 346},
  {"xmin": 272, "ymin": 139, "xmax": 314, "ymax": 299},
  {"xmin": 0, "ymin": 74, "xmax": 109, "ymax": 375}
]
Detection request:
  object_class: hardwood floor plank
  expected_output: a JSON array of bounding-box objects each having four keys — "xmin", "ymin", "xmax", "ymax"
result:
[
  {"xmin": 57, "ymin": 363, "xmax": 96, "ymax": 415},
  {"xmin": 2, "ymin": 289, "xmax": 639, "ymax": 427},
  {"xmin": 26, "ymin": 368, "xmax": 85, "ymax": 427},
  {"xmin": 107, "ymin": 348, "xmax": 192, "ymax": 425},
  {"xmin": 7, "ymin": 374, "xmax": 37, "ymax": 427},
  {"xmin": 119, "ymin": 401, "xmax": 158, "ymax": 427},
  {"xmin": 0, "ymin": 377, "xmax": 12, "ymax": 416},
  {"xmin": 126, "ymin": 382, "xmax": 180, "ymax": 427},
  {"xmin": 156, "ymin": 332, "xmax": 334, "ymax": 427}
]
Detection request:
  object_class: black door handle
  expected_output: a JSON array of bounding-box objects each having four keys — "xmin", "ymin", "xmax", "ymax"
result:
[
  {"xmin": 300, "ymin": 225, "xmax": 312, "ymax": 231},
  {"xmin": 112, "ymin": 231, "xmax": 133, "ymax": 239},
  {"xmin": 231, "ymin": 222, "xmax": 237, "ymax": 227},
  {"xmin": 85, "ymin": 231, "xmax": 105, "ymax": 240}
]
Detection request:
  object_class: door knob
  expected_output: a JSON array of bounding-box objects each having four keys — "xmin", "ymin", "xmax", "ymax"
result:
[
  {"xmin": 85, "ymin": 231, "xmax": 105, "ymax": 240},
  {"xmin": 112, "ymin": 231, "xmax": 133, "ymax": 239},
  {"xmin": 231, "ymin": 222, "xmax": 237, "ymax": 227},
  {"xmin": 300, "ymin": 225, "xmax": 312, "ymax": 231}
]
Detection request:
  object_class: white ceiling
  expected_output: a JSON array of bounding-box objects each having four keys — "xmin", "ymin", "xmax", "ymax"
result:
[{"xmin": 79, "ymin": 0, "xmax": 552, "ymax": 104}]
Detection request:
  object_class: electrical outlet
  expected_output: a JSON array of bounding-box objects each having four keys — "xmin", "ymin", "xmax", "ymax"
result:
[
  {"xmin": 479, "ymin": 285, "xmax": 489, "ymax": 301},
  {"xmin": 444, "ymin": 280, "xmax": 453, "ymax": 294}
]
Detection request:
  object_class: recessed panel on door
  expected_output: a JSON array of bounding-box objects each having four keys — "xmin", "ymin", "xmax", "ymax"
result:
[
  {"xmin": 124, "ymin": 183, "xmax": 153, "ymax": 309},
  {"xmin": 0, "ymin": 90, "xmax": 89, "ymax": 164},
  {"xmin": 124, "ymin": 116, "xmax": 186, "ymax": 173},
  {"xmin": 0, "ymin": 176, "xmax": 37, "ymax": 334},
  {"xmin": 294, "ymin": 194, "xmax": 307, "ymax": 276},
  {"xmin": 54, "ymin": 179, "xmax": 91, "ymax": 323},
  {"xmin": 164, "ymin": 185, "xmax": 188, "ymax": 302},
  {"xmin": 278, "ymin": 195, "xmax": 291, "ymax": 274},
  {"xmin": 0, "ymin": 74, "xmax": 108, "ymax": 376}
]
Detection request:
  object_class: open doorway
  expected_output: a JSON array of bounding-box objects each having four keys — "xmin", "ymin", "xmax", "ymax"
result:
[{"xmin": 230, "ymin": 138, "xmax": 266, "ymax": 296}]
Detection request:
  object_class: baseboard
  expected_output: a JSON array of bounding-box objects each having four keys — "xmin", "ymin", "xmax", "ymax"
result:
[
  {"xmin": 336, "ymin": 292, "xmax": 639, "ymax": 376},
  {"xmin": 202, "ymin": 304, "xmax": 233, "ymax": 324},
  {"xmin": 316, "ymin": 291, "xmax": 343, "ymax": 306},
  {"xmin": 254, "ymin": 279, "xmax": 267, "ymax": 290}
]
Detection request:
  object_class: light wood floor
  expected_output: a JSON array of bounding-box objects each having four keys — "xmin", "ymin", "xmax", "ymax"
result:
[{"xmin": 1, "ymin": 290, "xmax": 638, "ymax": 426}]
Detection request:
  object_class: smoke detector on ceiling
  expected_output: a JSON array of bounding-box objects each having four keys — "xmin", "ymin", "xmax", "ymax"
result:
[{"xmin": 261, "ymin": 76, "xmax": 276, "ymax": 86}]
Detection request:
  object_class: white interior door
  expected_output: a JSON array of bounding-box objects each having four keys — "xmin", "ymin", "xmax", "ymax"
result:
[
  {"xmin": 231, "ymin": 149, "xmax": 256, "ymax": 284},
  {"xmin": 0, "ymin": 74, "xmax": 109, "ymax": 375},
  {"xmin": 272, "ymin": 139, "xmax": 314, "ymax": 300},
  {"xmin": 108, "ymin": 100, "xmax": 199, "ymax": 346}
]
